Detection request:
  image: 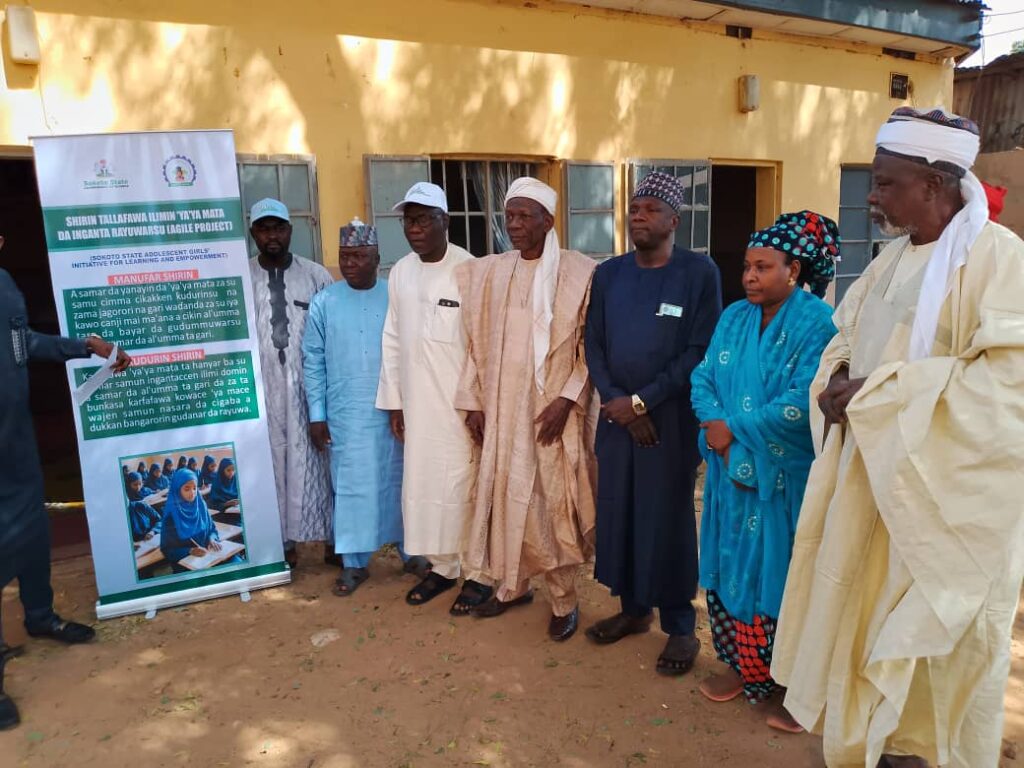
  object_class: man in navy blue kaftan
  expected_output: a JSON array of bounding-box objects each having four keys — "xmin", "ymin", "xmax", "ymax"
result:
[{"xmin": 583, "ymin": 173, "xmax": 722, "ymax": 677}]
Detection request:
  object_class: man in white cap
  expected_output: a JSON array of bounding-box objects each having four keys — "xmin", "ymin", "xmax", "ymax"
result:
[
  {"xmin": 376, "ymin": 183, "xmax": 493, "ymax": 613},
  {"xmin": 772, "ymin": 107, "xmax": 1024, "ymax": 767},
  {"xmin": 454, "ymin": 177, "xmax": 597, "ymax": 641},
  {"xmin": 247, "ymin": 198, "xmax": 333, "ymax": 568}
]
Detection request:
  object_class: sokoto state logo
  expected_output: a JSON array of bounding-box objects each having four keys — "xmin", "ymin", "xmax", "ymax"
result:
[
  {"xmin": 83, "ymin": 158, "xmax": 129, "ymax": 190},
  {"xmin": 162, "ymin": 154, "xmax": 197, "ymax": 187}
]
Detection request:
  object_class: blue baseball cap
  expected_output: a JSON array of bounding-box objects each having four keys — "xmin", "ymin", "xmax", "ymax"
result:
[{"xmin": 250, "ymin": 198, "xmax": 290, "ymax": 224}]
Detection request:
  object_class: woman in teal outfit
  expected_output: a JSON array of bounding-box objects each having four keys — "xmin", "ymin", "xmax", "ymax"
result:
[{"xmin": 690, "ymin": 211, "xmax": 839, "ymax": 732}]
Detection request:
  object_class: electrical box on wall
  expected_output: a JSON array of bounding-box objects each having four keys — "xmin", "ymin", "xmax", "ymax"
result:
[
  {"xmin": 5, "ymin": 6, "xmax": 42, "ymax": 65},
  {"xmin": 890, "ymin": 73, "xmax": 910, "ymax": 100},
  {"xmin": 739, "ymin": 75, "xmax": 760, "ymax": 113}
]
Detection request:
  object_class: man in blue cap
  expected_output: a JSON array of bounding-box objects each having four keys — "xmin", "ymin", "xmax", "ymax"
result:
[{"xmin": 247, "ymin": 198, "xmax": 333, "ymax": 568}]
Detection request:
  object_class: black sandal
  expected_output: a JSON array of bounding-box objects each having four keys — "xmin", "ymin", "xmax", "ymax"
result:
[
  {"xmin": 584, "ymin": 612, "xmax": 653, "ymax": 645},
  {"xmin": 402, "ymin": 555, "xmax": 433, "ymax": 580},
  {"xmin": 405, "ymin": 572, "xmax": 457, "ymax": 605},
  {"xmin": 449, "ymin": 580, "xmax": 494, "ymax": 616},
  {"xmin": 332, "ymin": 567, "xmax": 369, "ymax": 597},
  {"xmin": 656, "ymin": 634, "xmax": 701, "ymax": 676},
  {"xmin": 470, "ymin": 590, "xmax": 534, "ymax": 618}
]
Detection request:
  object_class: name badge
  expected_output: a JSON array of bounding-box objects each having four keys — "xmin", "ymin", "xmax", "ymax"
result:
[
  {"xmin": 438, "ymin": 299, "xmax": 460, "ymax": 308},
  {"xmin": 656, "ymin": 303, "xmax": 683, "ymax": 318}
]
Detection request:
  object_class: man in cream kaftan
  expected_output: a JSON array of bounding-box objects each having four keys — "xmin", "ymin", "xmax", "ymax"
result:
[
  {"xmin": 455, "ymin": 178, "xmax": 597, "ymax": 641},
  {"xmin": 377, "ymin": 183, "xmax": 491, "ymax": 612},
  {"xmin": 771, "ymin": 108, "xmax": 1024, "ymax": 768}
]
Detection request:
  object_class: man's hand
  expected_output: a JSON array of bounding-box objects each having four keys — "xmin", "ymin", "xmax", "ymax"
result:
[
  {"xmin": 208, "ymin": 539, "xmax": 223, "ymax": 552},
  {"xmin": 388, "ymin": 410, "xmax": 405, "ymax": 444},
  {"xmin": 189, "ymin": 546, "xmax": 207, "ymax": 558},
  {"xmin": 85, "ymin": 335, "xmax": 132, "ymax": 372},
  {"xmin": 600, "ymin": 396, "xmax": 637, "ymax": 427},
  {"xmin": 700, "ymin": 419, "xmax": 733, "ymax": 455},
  {"xmin": 536, "ymin": 397, "xmax": 574, "ymax": 446},
  {"xmin": 465, "ymin": 411, "xmax": 485, "ymax": 446},
  {"xmin": 818, "ymin": 366, "xmax": 867, "ymax": 424},
  {"xmin": 309, "ymin": 421, "xmax": 332, "ymax": 452},
  {"xmin": 626, "ymin": 415, "xmax": 659, "ymax": 447}
]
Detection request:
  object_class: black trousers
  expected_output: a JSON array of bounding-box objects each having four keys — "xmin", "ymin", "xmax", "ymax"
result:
[{"xmin": 1, "ymin": 522, "xmax": 56, "ymax": 635}]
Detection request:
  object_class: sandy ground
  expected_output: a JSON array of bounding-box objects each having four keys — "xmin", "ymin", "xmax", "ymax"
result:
[{"xmin": 1, "ymin": 547, "xmax": 1023, "ymax": 768}]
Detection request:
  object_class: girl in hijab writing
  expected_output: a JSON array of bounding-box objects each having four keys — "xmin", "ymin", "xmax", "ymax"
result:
[{"xmin": 160, "ymin": 469, "xmax": 239, "ymax": 571}]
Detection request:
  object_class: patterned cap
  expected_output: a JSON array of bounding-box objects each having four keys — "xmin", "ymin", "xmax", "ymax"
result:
[
  {"xmin": 886, "ymin": 106, "xmax": 979, "ymax": 136},
  {"xmin": 632, "ymin": 171, "xmax": 686, "ymax": 213},
  {"xmin": 339, "ymin": 217, "xmax": 378, "ymax": 247},
  {"xmin": 876, "ymin": 106, "xmax": 980, "ymax": 176},
  {"xmin": 747, "ymin": 211, "xmax": 841, "ymax": 298}
]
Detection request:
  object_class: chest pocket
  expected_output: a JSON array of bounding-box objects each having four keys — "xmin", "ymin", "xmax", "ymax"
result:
[
  {"xmin": 427, "ymin": 301, "xmax": 462, "ymax": 344},
  {"xmin": 9, "ymin": 315, "xmax": 28, "ymax": 367}
]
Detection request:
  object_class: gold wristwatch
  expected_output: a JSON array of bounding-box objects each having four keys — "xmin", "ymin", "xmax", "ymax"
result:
[{"xmin": 631, "ymin": 394, "xmax": 647, "ymax": 416}]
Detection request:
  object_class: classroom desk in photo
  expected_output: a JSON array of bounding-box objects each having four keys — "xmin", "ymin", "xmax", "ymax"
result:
[{"xmin": 134, "ymin": 520, "xmax": 244, "ymax": 570}]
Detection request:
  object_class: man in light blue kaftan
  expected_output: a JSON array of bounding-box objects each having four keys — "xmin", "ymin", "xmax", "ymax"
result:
[
  {"xmin": 303, "ymin": 219, "xmax": 404, "ymax": 596},
  {"xmin": 690, "ymin": 211, "xmax": 839, "ymax": 708}
]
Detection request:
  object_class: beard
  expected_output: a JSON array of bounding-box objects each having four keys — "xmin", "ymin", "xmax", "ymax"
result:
[{"xmin": 871, "ymin": 208, "xmax": 915, "ymax": 238}]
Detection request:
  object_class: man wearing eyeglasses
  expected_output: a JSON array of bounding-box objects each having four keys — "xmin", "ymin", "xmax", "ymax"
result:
[
  {"xmin": 247, "ymin": 198, "xmax": 334, "ymax": 569},
  {"xmin": 376, "ymin": 183, "xmax": 493, "ymax": 615}
]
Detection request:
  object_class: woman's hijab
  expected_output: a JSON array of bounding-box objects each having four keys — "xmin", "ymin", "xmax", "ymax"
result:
[
  {"xmin": 163, "ymin": 468, "xmax": 213, "ymax": 543},
  {"xmin": 210, "ymin": 458, "xmax": 239, "ymax": 501}
]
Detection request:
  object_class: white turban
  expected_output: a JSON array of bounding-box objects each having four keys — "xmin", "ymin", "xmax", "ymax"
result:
[
  {"xmin": 504, "ymin": 177, "xmax": 560, "ymax": 393},
  {"xmin": 875, "ymin": 107, "xmax": 988, "ymax": 361}
]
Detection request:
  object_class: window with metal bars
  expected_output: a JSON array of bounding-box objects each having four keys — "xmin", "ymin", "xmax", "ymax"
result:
[
  {"xmin": 622, "ymin": 160, "xmax": 712, "ymax": 253},
  {"xmin": 836, "ymin": 166, "xmax": 894, "ymax": 303},
  {"xmin": 627, "ymin": 160, "xmax": 711, "ymax": 254},
  {"xmin": 236, "ymin": 155, "xmax": 321, "ymax": 262},
  {"xmin": 429, "ymin": 159, "xmax": 540, "ymax": 257}
]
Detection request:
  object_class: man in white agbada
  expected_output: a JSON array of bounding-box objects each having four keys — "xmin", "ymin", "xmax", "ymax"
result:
[
  {"xmin": 375, "ymin": 183, "xmax": 493, "ymax": 613},
  {"xmin": 772, "ymin": 107, "xmax": 1024, "ymax": 768},
  {"xmin": 247, "ymin": 198, "xmax": 334, "ymax": 567}
]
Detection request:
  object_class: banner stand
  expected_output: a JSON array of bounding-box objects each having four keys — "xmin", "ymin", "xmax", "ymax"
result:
[
  {"xmin": 97, "ymin": 564, "xmax": 290, "ymax": 621},
  {"xmin": 32, "ymin": 130, "xmax": 291, "ymax": 618}
]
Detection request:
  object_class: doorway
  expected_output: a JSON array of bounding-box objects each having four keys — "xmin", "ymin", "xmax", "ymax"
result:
[
  {"xmin": 0, "ymin": 156, "xmax": 83, "ymax": 504},
  {"xmin": 709, "ymin": 161, "xmax": 780, "ymax": 308},
  {"xmin": 710, "ymin": 166, "xmax": 755, "ymax": 307}
]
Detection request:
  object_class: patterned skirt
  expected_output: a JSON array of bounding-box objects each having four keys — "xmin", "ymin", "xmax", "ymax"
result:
[{"xmin": 706, "ymin": 590, "xmax": 778, "ymax": 702}]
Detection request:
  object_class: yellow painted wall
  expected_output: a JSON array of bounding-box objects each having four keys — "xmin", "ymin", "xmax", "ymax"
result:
[{"xmin": 1, "ymin": 0, "xmax": 954, "ymax": 261}]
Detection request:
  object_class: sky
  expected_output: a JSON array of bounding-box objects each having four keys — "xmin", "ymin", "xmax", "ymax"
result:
[{"xmin": 959, "ymin": 0, "xmax": 1024, "ymax": 68}]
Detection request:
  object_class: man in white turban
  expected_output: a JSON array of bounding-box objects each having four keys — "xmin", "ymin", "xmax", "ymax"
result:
[
  {"xmin": 454, "ymin": 177, "xmax": 597, "ymax": 641},
  {"xmin": 772, "ymin": 107, "xmax": 1024, "ymax": 767}
]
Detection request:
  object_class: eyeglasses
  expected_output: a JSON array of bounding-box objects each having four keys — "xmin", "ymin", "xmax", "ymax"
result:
[{"xmin": 401, "ymin": 213, "xmax": 440, "ymax": 230}]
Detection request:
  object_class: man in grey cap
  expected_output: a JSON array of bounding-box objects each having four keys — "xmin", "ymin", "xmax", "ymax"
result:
[
  {"xmin": 376, "ymin": 183, "xmax": 493, "ymax": 614},
  {"xmin": 247, "ymin": 198, "xmax": 333, "ymax": 568}
]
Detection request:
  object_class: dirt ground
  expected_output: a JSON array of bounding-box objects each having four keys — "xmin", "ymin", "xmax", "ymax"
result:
[{"xmin": 2, "ymin": 548, "xmax": 1024, "ymax": 768}]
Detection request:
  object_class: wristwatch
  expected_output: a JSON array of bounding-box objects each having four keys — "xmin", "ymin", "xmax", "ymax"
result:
[{"xmin": 631, "ymin": 394, "xmax": 647, "ymax": 416}]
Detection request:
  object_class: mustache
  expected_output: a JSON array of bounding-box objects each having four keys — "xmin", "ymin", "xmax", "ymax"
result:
[{"xmin": 871, "ymin": 208, "xmax": 916, "ymax": 238}]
